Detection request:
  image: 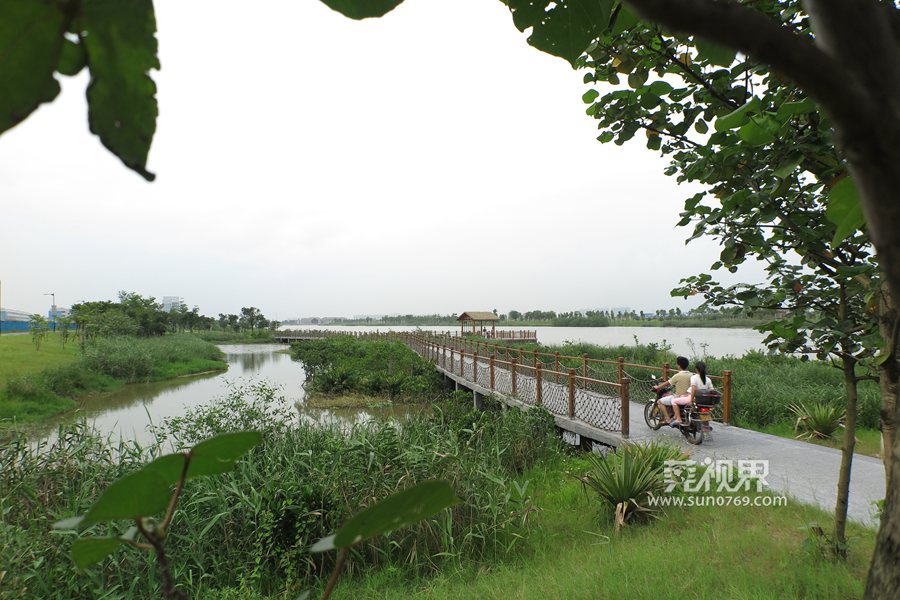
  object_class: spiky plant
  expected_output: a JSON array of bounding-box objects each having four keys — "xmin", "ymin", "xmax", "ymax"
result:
[
  {"xmin": 579, "ymin": 443, "xmax": 684, "ymax": 531},
  {"xmin": 788, "ymin": 401, "xmax": 846, "ymax": 440}
]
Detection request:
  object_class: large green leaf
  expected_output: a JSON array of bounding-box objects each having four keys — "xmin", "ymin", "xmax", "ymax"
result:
[
  {"xmin": 826, "ymin": 177, "xmax": 865, "ymax": 246},
  {"xmin": 81, "ymin": 467, "xmax": 171, "ymax": 527},
  {"xmin": 0, "ymin": 0, "xmax": 66, "ymax": 134},
  {"xmin": 317, "ymin": 0, "xmax": 405, "ymax": 19},
  {"xmin": 504, "ymin": 0, "xmax": 613, "ymax": 65},
  {"xmin": 71, "ymin": 537, "xmax": 126, "ymax": 568},
  {"xmin": 146, "ymin": 431, "xmax": 262, "ymax": 484},
  {"xmin": 333, "ymin": 480, "xmax": 459, "ymax": 548},
  {"xmin": 80, "ymin": 0, "xmax": 159, "ymax": 181},
  {"xmin": 714, "ymin": 97, "xmax": 761, "ymax": 132},
  {"xmin": 188, "ymin": 430, "xmax": 263, "ymax": 477}
]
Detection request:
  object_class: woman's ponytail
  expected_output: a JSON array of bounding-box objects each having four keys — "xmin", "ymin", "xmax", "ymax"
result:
[{"xmin": 696, "ymin": 361, "xmax": 707, "ymax": 385}]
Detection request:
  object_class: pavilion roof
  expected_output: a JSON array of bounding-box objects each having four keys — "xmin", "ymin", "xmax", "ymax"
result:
[{"xmin": 457, "ymin": 311, "xmax": 499, "ymax": 322}]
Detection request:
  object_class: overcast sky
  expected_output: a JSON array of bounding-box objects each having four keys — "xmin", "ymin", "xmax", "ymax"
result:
[{"xmin": 1, "ymin": 0, "xmax": 766, "ymax": 320}]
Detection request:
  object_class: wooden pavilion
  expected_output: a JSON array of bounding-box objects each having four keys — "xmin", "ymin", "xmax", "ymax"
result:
[{"xmin": 457, "ymin": 311, "xmax": 498, "ymax": 337}]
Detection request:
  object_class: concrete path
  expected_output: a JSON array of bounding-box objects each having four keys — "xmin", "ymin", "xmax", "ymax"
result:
[{"xmin": 628, "ymin": 401, "xmax": 885, "ymax": 526}]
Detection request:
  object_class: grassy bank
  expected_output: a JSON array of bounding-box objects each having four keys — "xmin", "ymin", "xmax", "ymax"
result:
[
  {"xmin": 0, "ymin": 334, "xmax": 226, "ymax": 428},
  {"xmin": 0, "ymin": 332, "xmax": 80, "ymax": 388}
]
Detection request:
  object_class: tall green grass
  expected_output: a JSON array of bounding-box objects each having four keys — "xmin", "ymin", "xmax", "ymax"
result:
[{"xmin": 1, "ymin": 382, "xmax": 561, "ymax": 599}]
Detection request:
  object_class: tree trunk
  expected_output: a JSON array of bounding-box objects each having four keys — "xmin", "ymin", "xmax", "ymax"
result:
[
  {"xmin": 877, "ymin": 285, "xmax": 899, "ymax": 491},
  {"xmin": 835, "ymin": 355, "xmax": 859, "ymax": 556}
]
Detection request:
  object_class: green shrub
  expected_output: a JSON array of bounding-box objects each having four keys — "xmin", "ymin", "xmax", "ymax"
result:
[
  {"xmin": 292, "ymin": 337, "xmax": 444, "ymax": 400},
  {"xmin": 579, "ymin": 442, "xmax": 685, "ymax": 531},
  {"xmin": 789, "ymin": 401, "xmax": 846, "ymax": 440}
]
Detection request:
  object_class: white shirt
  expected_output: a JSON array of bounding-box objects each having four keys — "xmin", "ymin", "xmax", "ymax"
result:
[{"xmin": 690, "ymin": 373, "xmax": 715, "ymax": 392}]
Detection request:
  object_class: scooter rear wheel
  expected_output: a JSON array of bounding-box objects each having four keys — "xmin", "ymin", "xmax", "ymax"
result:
[
  {"xmin": 644, "ymin": 401, "xmax": 663, "ymax": 430},
  {"xmin": 682, "ymin": 424, "xmax": 703, "ymax": 445}
]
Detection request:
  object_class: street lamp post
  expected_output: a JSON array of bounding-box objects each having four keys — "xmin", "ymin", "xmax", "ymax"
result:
[{"xmin": 44, "ymin": 292, "xmax": 56, "ymax": 332}]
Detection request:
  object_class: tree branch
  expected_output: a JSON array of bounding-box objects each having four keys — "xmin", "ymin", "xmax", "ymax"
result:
[{"xmin": 624, "ymin": 0, "xmax": 871, "ymax": 128}]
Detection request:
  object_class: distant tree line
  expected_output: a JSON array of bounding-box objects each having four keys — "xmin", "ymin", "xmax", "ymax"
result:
[{"xmin": 66, "ymin": 292, "xmax": 276, "ymax": 343}]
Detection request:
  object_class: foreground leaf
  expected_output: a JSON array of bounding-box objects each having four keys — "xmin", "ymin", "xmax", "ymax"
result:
[
  {"xmin": 81, "ymin": 467, "xmax": 171, "ymax": 527},
  {"xmin": 80, "ymin": 0, "xmax": 159, "ymax": 181},
  {"xmin": 333, "ymin": 480, "xmax": 458, "ymax": 548},
  {"xmin": 71, "ymin": 537, "xmax": 126, "ymax": 568},
  {"xmin": 0, "ymin": 0, "xmax": 66, "ymax": 134},
  {"xmin": 146, "ymin": 431, "xmax": 262, "ymax": 484}
]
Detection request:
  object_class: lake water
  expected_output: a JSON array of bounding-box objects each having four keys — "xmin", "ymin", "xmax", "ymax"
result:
[{"xmin": 281, "ymin": 325, "xmax": 767, "ymax": 358}]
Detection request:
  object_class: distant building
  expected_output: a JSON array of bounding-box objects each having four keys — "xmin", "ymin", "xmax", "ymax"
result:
[
  {"xmin": 1, "ymin": 308, "xmax": 35, "ymax": 332},
  {"xmin": 161, "ymin": 296, "xmax": 185, "ymax": 312}
]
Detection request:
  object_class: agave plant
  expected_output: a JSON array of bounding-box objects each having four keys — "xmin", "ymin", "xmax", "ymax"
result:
[
  {"xmin": 579, "ymin": 442, "xmax": 686, "ymax": 531},
  {"xmin": 788, "ymin": 401, "xmax": 846, "ymax": 440}
]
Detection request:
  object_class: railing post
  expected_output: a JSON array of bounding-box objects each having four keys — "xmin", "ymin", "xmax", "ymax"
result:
[
  {"xmin": 490, "ymin": 356, "xmax": 495, "ymax": 390},
  {"xmin": 473, "ymin": 352, "xmax": 479, "ymax": 384},
  {"xmin": 617, "ymin": 357, "xmax": 625, "ymax": 390},
  {"xmin": 459, "ymin": 348, "xmax": 464, "ymax": 377},
  {"xmin": 567, "ymin": 369, "xmax": 575, "ymax": 417},
  {"xmin": 621, "ymin": 378, "xmax": 630, "ymax": 438},
  {"xmin": 723, "ymin": 370, "xmax": 732, "ymax": 425},
  {"xmin": 663, "ymin": 362, "xmax": 670, "ymax": 383},
  {"xmin": 511, "ymin": 358, "xmax": 517, "ymax": 397},
  {"xmin": 582, "ymin": 353, "xmax": 589, "ymax": 389},
  {"xmin": 535, "ymin": 363, "xmax": 543, "ymax": 407},
  {"xmin": 555, "ymin": 352, "xmax": 560, "ymax": 384}
]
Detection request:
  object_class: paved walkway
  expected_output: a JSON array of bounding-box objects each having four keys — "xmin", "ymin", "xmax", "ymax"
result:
[{"xmin": 627, "ymin": 403, "xmax": 885, "ymax": 526}]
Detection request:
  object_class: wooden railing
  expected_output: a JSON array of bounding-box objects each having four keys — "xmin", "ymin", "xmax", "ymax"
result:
[
  {"xmin": 282, "ymin": 329, "xmax": 733, "ymax": 428},
  {"xmin": 411, "ymin": 334, "xmax": 630, "ymax": 436},
  {"xmin": 417, "ymin": 331, "xmax": 732, "ymax": 425}
]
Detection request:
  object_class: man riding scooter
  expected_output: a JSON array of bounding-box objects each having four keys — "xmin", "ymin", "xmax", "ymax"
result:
[{"xmin": 652, "ymin": 356, "xmax": 692, "ymax": 425}]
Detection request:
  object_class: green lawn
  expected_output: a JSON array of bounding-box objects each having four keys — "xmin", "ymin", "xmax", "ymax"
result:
[{"xmin": 0, "ymin": 332, "xmax": 79, "ymax": 389}]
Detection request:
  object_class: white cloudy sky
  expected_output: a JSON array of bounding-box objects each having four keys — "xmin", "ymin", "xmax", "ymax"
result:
[{"xmin": 1, "ymin": 0, "xmax": 766, "ymax": 320}]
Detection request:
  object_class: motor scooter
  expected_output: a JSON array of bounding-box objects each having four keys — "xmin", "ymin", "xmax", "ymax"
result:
[{"xmin": 643, "ymin": 380, "xmax": 720, "ymax": 445}]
